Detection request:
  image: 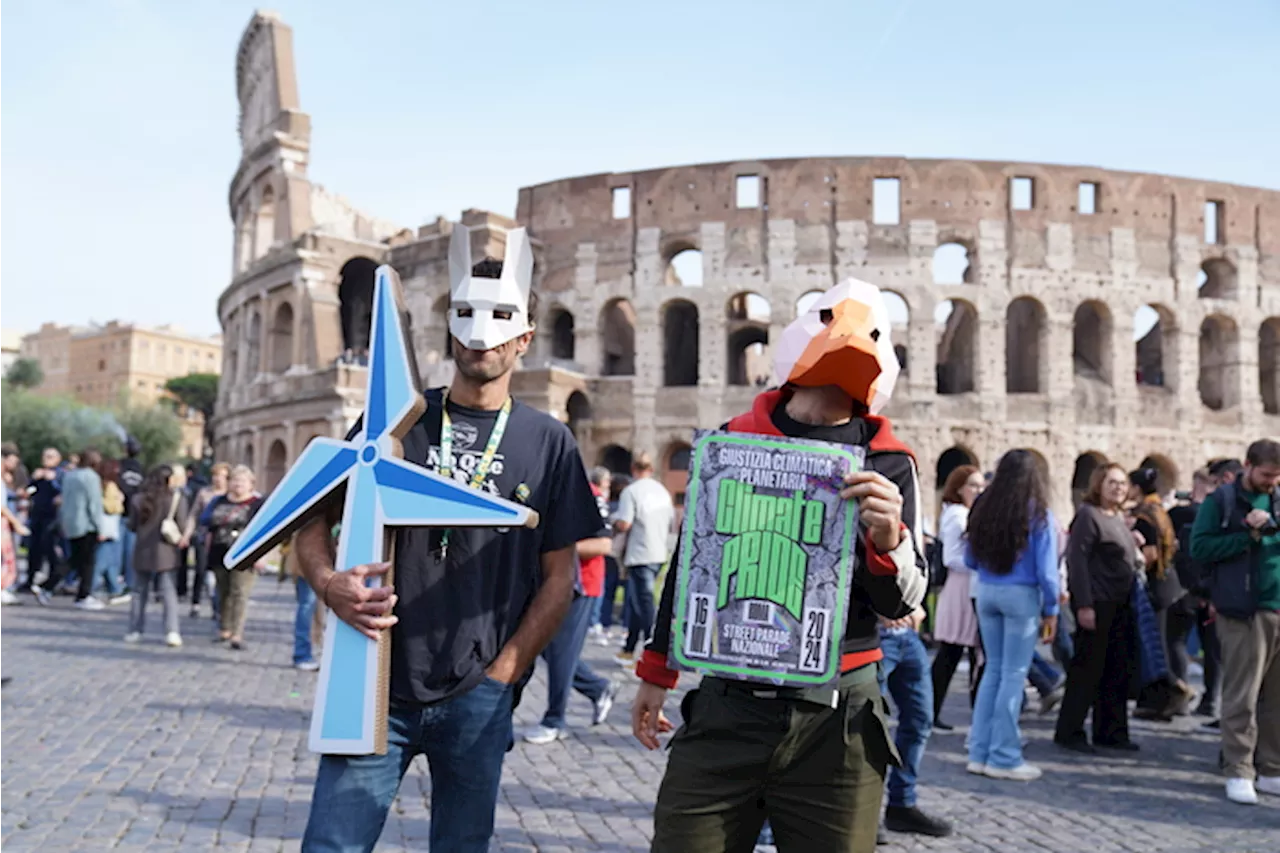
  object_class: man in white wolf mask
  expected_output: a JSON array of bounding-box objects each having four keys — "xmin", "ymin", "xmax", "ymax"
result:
[{"xmin": 299, "ymin": 223, "xmax": 606, "ymax": 852}]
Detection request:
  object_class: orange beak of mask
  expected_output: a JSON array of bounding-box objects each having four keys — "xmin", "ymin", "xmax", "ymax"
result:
[{"xmin": 773, "ymin": 279, "xmax": 900, "ymax": 414}]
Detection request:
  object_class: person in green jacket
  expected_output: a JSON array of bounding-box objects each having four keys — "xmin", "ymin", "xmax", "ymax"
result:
[{"xmin": 1190, "ymin": 438, "xmax": 1280, "ymax": 806}]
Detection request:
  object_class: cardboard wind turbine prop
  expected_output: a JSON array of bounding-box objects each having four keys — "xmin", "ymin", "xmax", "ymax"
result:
[{"xmin": 222, "ymin": 261, "xmax": 539, "ymax": 756}]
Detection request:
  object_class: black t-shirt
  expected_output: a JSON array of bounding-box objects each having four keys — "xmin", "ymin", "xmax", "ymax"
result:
[{"xmin": 346, "ymin": 388, "xmax": 600, "ymax": 706}]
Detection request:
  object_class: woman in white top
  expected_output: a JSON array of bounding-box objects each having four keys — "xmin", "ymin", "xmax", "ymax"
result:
[{"xmin": 930, "ymin": 464, "xmax": 984, "ymax": 729}]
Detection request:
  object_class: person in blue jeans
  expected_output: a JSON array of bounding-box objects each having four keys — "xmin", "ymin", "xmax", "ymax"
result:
[
  {"xmin": 878, "ymin": 608, "xmax": 953, "ymax": 838},
  {"xmin": 294, "ymin": 262, "xmax": 605, "ymax": 853},
  {"xmin": 294, "ymin": 575, "xmax": 318, "ymax": 671},
  {"xmin": 964, "ymin": 449, "xmax": 1060, "ymax": 782}
]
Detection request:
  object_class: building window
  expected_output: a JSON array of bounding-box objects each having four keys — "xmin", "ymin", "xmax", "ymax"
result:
[
  {"xmin": 98, "ymin": 360, "xmax": 106, "ymax": 371},
  {"xmin": 1204, "ymin": 200, "xmax": 1224, "ymax": 244},
  {"xmin": 1010, "ymin": 177, "xmax": 1034, "ymax": 211},
  {"xmin": 611, "ymin": 187, "xmax": 631, "ymax": 220},
  {"xmin": 872, "ymin": 178, "xmax": 901, "ymax": 225},
  {"xmin": 1078, "ymin": 182, "xmax": 1099, "ymax": 215},
  {"xmin": 736, "ymin": 175, "xmax": 761, "ymax": 209}
]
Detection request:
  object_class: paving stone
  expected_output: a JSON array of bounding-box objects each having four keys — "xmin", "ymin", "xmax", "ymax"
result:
[{"xmin": 4, "ymin": 585, "xmax": 1279, "ymax": 850}]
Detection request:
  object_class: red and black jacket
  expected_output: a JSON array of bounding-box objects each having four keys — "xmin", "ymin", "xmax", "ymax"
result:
[{"xmin": 637, "ymin": 389, "xmax": 927, "ymax": 689}]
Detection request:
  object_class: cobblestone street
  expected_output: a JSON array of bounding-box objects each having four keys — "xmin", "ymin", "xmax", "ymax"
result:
[{"xmin": 2, "ymin": 580, "xmax": 1278, "ymax": 852}]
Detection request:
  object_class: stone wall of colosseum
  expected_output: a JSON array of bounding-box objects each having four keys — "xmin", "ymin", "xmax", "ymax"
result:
[{"xmin": 507, "ymin": 158, "xmax": 1280, "ymax": 521}]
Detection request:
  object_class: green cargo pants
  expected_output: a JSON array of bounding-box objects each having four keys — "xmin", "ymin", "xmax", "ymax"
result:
[{"xmin": 652, "ymin": 666, "xmax": 898, "ymax": 853}]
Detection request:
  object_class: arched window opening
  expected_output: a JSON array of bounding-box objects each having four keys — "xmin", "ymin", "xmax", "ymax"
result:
[
  {"xmin": 1006, "ymin": 297, "xmax": 1046, "ymax": 393},
  {"xmin": 270, "ymin": 303, "xmax": 294, "ymax": 374},
  {"xmin": 932, "ymin": 242, "xmax": 973, "ymax": 285},
  {"xmin": 1073, "ymin": 301, "xmax": 1113, "ymax": 384},
  {"xmin": 550, "ymin": 310, "xmax": 575, "ymax": 361},
  {"xmin": 244, "ymin": 441, "xmax": 255, "ymax": 472},
  {"xmin": 883, "ymin": 291, "xmax": 910, "ymax": 375},
  {"xmin": 566, "ymin": 391, "xmax": 591, "ymax": 440},
  {"xmin": 338, "ymin": 257, "xmax": 378, "ymax": 358},
  {"xmin": 726, "ymin": 292, "xmax": 772, "ymax": 387},
  {"xmin": 663, "ymin": 300, "xmax": 700, "ymax": 387},
  {"xmin": 664, "ymin": 441, "xmax": 693, "ymax": 508},
  {"xmin": 599, "ymin": 445, "xmax": 633, "ymax": 475},
  {"xmin": 1198, "ymin": 315, "xmax": 1241, "ymax": 411},
  {"xmin": 935, "ymin": 300, "xmax": 976, "ymax": 394},
  {"xmin": 1134, "ymin": 305, "xmax": 1172, "ymax": 388},
  {"xmin": 1197, "ymin": 258, "xmax": 1238, "ymax": 300},
  {"xmin": 265, "ymin": 440, "xmax": 287, "ymax": 494},
  {"xmin": 600, "ymin": 299, "xmax": 636, "ymax": 376},
  {"xmin": 1261, "ymin": 318, "xmax": 1280, "ymax": 415},
  {"xmin": 666, "ymin": 249, "xmax": 703, "ymax": 287},
  {"xmin": 795, "ymin": 290, "xmax": 824, "ymax": 319}
]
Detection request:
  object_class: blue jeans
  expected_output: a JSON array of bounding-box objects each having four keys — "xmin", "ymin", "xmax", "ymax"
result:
[
  {"xmin": 623, "ymin": 564, "xmax": 660, "ymax": 653},
  {"xmin": 1028, "ymin": 652, "xmax": 1062, "ymax": 697},
  {"xmin": 540, "ymin": 594, "xmax": 610, "ymax": 729},
  {"xmin": 295, "ymin": 577, "xmax": 317, "ymax": 665},
  {"xmin": 120, "ymin": 526, "xmax": 137, "ymax": 591},
  {"xmin": 878, "ymin": 628, "xmax": 934, "ymax": 808},
  {"xmin": 970, "ymin": 582, "xmax": 1042, "ymax": 770},
  {"xmin": 92, "ymin": 538, "xmax": 125, "ymax": 597},
  {"xmin": 599, "ymin": 556, "xmax": 624, "ymax": 629},
  {"xmin": 304, "ymin": 678, "xmax": 515, "ymax": 852}
]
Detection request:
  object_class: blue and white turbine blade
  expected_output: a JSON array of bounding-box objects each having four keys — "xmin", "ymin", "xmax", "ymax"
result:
[
  {"xmin": 223, "ymin": 438, "xmax": 359, "ymax": 569},
  {"xmin": 364, "ymin": 266, "xmax": 421, "ymax": 441},
  {"xmin": 373, "ymin": 457, "xmax": 538, "ymax": 528}
]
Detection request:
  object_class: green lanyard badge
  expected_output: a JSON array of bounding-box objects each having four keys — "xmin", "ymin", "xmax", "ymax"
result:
[{"xmin": 435, "ymin": 390, "xmax": 512, "ymax": 559}]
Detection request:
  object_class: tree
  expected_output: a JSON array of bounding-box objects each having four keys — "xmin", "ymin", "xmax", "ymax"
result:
[
  {"xmin": 165, "ymin": 373, "xmax": 219, "ymax": 449},
  {"xmin": 115, "ymin": 403, "xmax": 182, "ymax": 469},
  {"xmin": 4, "ymin": 358, "xmax": 43, "ymax": 390},
  {"xmin": 1, "ymin": 388, "xmax": 123, "ymax": 470}
]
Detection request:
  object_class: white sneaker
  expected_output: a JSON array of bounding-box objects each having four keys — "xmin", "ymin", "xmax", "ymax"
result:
[
  {"xmin": 523, "ymin": 725, "xmax": 566, "ymax": 745},
  {"xmin": 0, "ymin": 589, "xmax": 19, "ymax": 605},
  {"xmin": 614, "ymin": 651, "xmax": 636, "ymax": 667},
  {"xmin": 985, "ymin": 763, "xmax": 1042, "ymax": 781},
  {"xmin": 295, "ymin": 660, "xmax": 320, "ymax": 672},
  {"xmin": 966, "ymin": 762, "xmax": 987, "ymax": 775},
  {"xmin": 75, "ymin": 597, "xmax": 106, "ymax": 611},
  {"xmin": 164, "ymin": 632, "xmax": 183, "ymax": 648},
  {"xmin": 109, "ymin": 593, "xmax": 133, "ymax": 605},
  {"xmin": 593, "ymin": 680, "xmax": 620, "ymax": 725},
  {"xmin": 1226, "ymin": 778, "xmax": 1258, "ymax": 804},
  {"xmin": 123, "ymin": 632, "xmax": 142, "ymax": 644},
  {"xmin": 1256, "ymin": 776, "xmax": 1280, "ymax": 797}
]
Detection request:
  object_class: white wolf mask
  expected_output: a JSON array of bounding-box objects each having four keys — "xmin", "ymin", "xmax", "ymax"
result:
[{"xmin": 448, "ymin": 223, "xmax": 534, "ymax": 351}]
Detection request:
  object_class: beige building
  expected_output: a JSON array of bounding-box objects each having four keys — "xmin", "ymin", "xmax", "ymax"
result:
[
  {"xmin": 216, "ymin": 12, "xmax": 1280, "ymax": 519},
  {"xmin": 20, "ymin": 321, "xmax": 222, "ymax": 458}
]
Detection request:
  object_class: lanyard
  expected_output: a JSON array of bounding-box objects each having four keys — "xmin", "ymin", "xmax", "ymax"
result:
[{"xmin": 436, "ymin": 390, "xmax": 512, "ymax": 558}]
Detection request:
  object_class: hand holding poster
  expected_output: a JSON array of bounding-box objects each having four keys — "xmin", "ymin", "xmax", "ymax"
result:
[{"xmin": 669, "ymin": 429, "xmax": 865, "ymax": 687}]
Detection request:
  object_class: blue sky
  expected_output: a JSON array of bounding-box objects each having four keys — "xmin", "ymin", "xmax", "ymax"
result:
[{"xmin": 3, "ymin": 0, "xmax": 1277, "ymax": 337}]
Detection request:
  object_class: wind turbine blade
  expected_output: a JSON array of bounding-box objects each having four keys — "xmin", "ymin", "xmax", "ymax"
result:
[
  {"xmin": 373, "ymin": 457, "xmax": 539, "ymax": 528},
  {"xmin": 223, "ymin": 439, "xmax": 359, "ymax": 569},
  {"xmin": 365, "ymin": 266, "xmax": 424, "ymax": 440}
]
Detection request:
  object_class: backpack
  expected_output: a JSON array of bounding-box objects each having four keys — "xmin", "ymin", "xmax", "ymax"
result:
[{"xmin": 926, "ymin": 534, "xmax": 946, "ymax": 589}]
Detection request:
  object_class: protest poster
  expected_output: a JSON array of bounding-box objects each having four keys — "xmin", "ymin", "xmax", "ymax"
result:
[{"xmin": 668, "ymin": 429, "xmax": 864, "ymax": 687}]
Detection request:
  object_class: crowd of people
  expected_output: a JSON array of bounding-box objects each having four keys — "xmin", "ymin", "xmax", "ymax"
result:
[
  {"xmin": 4, "ymin": 250, "xmax": 1277, "ymax": 852},
  {"xmin": 0, "ymin": 441, "xmax": 304, "ymax": 663},
  {"xmin": 920, "ymin": 440, "xmax": 1280, "ymax": 809}
]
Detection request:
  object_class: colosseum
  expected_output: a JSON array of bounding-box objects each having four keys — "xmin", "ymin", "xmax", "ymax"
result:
[{"xmin": 213, "ymin": 12, "xmax": 1279, "ymax": 523}]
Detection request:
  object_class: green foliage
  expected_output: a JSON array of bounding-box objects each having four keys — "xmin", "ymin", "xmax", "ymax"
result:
[
  {"xmin": 115, "ymin": 403, "xmax": 182, "ymax": 469},
  {"xmin": 0, "ymin": 387, "xmax": 183, "ymax": 471},
  {"xmin": 4, "ymin": 358, "xmax": 44, "ymax": 390},
  {"xmin": 165, "ymin": 372, "xmax": 219, "ymax": 447}
]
